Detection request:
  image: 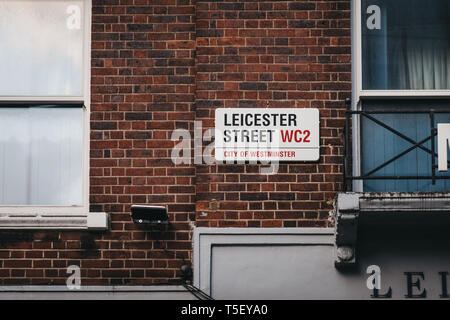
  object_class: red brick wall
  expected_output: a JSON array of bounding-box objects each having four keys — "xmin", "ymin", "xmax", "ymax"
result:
[
  {"xmin": 195, "ymin": 0, "xmax": 350, "ymax": 228},
  {"xmin": 0, "ymin": 0, "xmax": 350, "ymax": 285}
]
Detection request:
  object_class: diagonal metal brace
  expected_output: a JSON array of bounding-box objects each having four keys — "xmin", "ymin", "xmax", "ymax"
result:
[{"xmin": 361, "ymin": 112, "xmax": 438, "ymax": 159}]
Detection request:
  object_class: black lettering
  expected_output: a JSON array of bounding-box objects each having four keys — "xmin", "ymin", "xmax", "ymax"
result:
[
  {"xmin": 440, "ymin": 272, "xmax": 449, "ymax": 298},
  {"xmin": 232, "ymin": 114, "xmax": 239, "ymax": 126},
  {"xmin": 371, "ymin": 287, "xmax": 392, "ymax": 299},
  {"xmin": 279, "ymin": 113, "xmax": 287, "ymax": 126},
  {"xmin": 259, "ymin": 130, "xmax": 267, "ymax": 142},
  {"xmin": 223, "ymin": 112, "xmax": 299, "ymax": 128},
  {"xmin": 224, "ymin": 114, "xmax": 231, "ymax": 126},
  {"xmin": 251, "ymin": 130, "xmax": 259, "ymax": 142},
  {"xmin": 245, "ymin": 114, "xmax": 252, "ymax": 126},
  {"xmin": 232, "ymin": 129, "xmax": 239, "ymax": 142},
  {"xmin": 224, "ymin": 130, "xmax": 231, "ymax": 142},
  {"xmin": 271, "ymin": 114, "xmax": 279, "ymax": 126},
  {"xmin": 268, "ymin": 130, "xmax": 274, "ymax": 142},
  {"xmin": 405, "ymin": 272, "xmax": 427, "ymax": 298},
  {"xmin": 254, "ymin": 113, "xmax": 261, "ymax": 126},
  {"xmin": 241, "ymin": 129, "xmax": 249, "ymax": 142},
  {"xmin": 289, "ymin": 114, "xmax": 297, "ymax": 126},
  {"xmin": 263, "ymin": 113, "xmax": 270, "ymax": 126}
]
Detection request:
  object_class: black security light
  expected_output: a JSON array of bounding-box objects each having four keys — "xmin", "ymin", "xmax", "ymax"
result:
[{"xmin": 131, "ymin": 205, "xmax": 169, "ymax": 225}]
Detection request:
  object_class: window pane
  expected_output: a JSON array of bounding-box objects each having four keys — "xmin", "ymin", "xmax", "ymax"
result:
[
  {"xmin": 362, "ymin": 0, "xmax": 450, "ymax": 90},
  {"xmin": 361, "ymin": 100, "xmax": 450, "ymax": 192},
  {"xmin": 0, "ymin": 107, "xmax": 83, "ymax": 205},
  {"xmin": 0, "ymin": 0, "xmax": 84, "ymax": 96}
]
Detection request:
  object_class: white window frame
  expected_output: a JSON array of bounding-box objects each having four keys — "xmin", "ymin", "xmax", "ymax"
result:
[
  {"xmin": 351, "ymin": 0, "xmax": 450, "ymax": 192},
  {"xmin": 0, "ymin": 0, "xmax": 107, "ymax": 229}
]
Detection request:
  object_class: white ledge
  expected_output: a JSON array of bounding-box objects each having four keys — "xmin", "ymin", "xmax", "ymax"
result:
[
  {"xmin": 0, "ymin": 212, "xmax": 108, "ymax": 230},
  {"xmin": 0, "ymin": 285, "xmax": 196, "ymax": 300},
  {"xmin": 340, "ymin": 192, "xmax": 450, "ymax": 212},
  {"xmin": 0, "ymin": 285, "xmax": 186, "ymax": 292}
]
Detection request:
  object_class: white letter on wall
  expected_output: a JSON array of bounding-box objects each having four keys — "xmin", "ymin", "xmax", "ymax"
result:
[
  {"xmin": 366, "ymin": 5, "xmax": 381, "ymax": 30},
  {"xmin": 66, "ymin": 5, "xmax": 81, "ymax": 30},
  {"xmin": 438, "ymin": 124, "xmax": 450, "ymax": 171},
  {"xmin": 66, "ymin": 265, "xmax": 81, "ymax": 290},
  {"xmin": 366, "ymin": 265, "xmax": 381, "ymax": 290},
  {"xmin": 171, "ymin": 129, "xmax": 192, "ymax": 165}
]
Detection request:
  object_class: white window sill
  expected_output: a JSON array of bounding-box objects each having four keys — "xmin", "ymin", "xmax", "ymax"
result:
[
  {"xmin": 338, "ymin": 192, "xmax": 450, "ymax": 212},
  {"xmin": 0, "ymin": 212, "xmax": 108, "ymax": 230}
]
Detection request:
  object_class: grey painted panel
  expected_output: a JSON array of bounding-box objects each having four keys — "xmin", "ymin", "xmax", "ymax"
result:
[
  {"xmin": 193, "ymin": 228, "xmax": 333, "ymax": 295},
  {"xmin": 211, "ymin": 245, "xmax": 366, "ymax": 300},
  {"xmin": 197, "ymin": 225, "xmax": 450, "ymax": 300}
]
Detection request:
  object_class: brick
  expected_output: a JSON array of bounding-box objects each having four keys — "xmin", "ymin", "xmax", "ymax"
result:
[
  {"xmin": 240, "ymin": 193, "xmax": 268, "ymax": 201},
  {"xmin": 239, "ymin": 82, "xmax": 267, "ymax": 91},
  {"xmin": 0, "ymin": 0, "xmax": 349, "ymax": 285}
]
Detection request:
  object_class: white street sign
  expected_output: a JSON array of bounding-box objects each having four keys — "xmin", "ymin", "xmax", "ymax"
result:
[{"xmin": 215, "ymin": 108, "xmax": 320, "ymax": 162}]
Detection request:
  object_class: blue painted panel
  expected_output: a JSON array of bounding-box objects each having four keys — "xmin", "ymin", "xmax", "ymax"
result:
[{"xmin": 362, "ymin": 112, "xmax": 450, "ymax": 192}]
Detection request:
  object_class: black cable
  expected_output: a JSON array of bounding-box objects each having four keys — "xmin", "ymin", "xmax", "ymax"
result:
[{"xmin": 182, "ymin": 283, "xmax": 214, "ymax": 300}]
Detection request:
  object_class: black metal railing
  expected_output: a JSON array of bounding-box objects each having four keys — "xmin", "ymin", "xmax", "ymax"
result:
[{"xmin": 343, "ymin": 102, "xmax": 450, "ymax": 191}]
